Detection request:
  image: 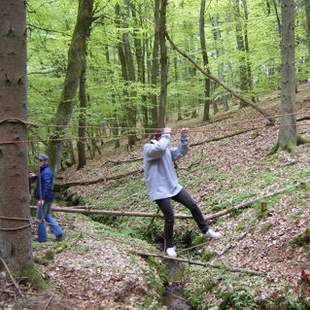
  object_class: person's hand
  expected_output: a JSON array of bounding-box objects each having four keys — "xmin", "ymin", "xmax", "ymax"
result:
[
  {"xmin": 180, "ymin": 128, "xmax": 189, "ymax": 135},
  {"xmin": 37, "ymin": 200, "xmax": 44, "ymax": 207},
  {"xmin": 29, "ymin": 172, "xmax": 36, "ymax": 178},
  {"xmin": 162, "ymin": 127, "xmax": 172, "ymax": 134}
]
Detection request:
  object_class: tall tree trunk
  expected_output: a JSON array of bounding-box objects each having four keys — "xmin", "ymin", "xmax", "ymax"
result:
[
  {"xmin": 278, "ymin": 0, "xmax": 297, "ymax": 151},
  {"xmin": 199, "ymin": 0, "xmax": 211, "ymax": 122},
  {"xmin": 241, "ymin": 0, "xmax": 253, "ymax": 93},
  {"xmin": 0, "ymin": 0, "xmax": 33, "ymax": 270},
  {"xmin": 158, "ymin": 0, "xmax": 168, "ymax": 128},
  {"xmin": 117, "ymin": 0, "xmax": 137, "ymax": 148},
  {"xmin": 47, "ymin": 0, "xmax": 94, "ymax": 172},
  {"xmin": 77, "ymin": 60, "xmax": 87, "ymax": 170},
  {"xmin": 211, "ymin": 14, "xmax": 229, "ymax": 111},
  {"xmin": 105, "ymin": 46, "xmax": 120, "ymax": 148},
  {"xmin": 304, "ymin": 0, "xmax": 310, "ymax": 61},
  {"xmin": 174, "ymin": 55, "xmax": 183, "ymax": 121},
  {"xmin": 272, "ymin": 0, "xmax": 282, "ymax": 36},
  {"xmin": 131, "ymin": 4, "xmax": 148, "ymax": 131},
  {"xmin": 234, "ymin": 0, "xmax": 248, "ymax": 107},
  {"xmin": 151, "ymin": 0, "xmax": 160, "ymax": 129}
]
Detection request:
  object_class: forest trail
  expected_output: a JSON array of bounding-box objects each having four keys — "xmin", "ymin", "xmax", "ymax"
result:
[{"xmin": 2, "ymin": 85, "xmax": 310, "ymax": 309}]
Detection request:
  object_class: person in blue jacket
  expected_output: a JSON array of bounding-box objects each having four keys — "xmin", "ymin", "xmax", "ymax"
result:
[
  {"xmin": 143, "ymin": 128, "xmax": 221, "ymax": 257},
  {"xmin": 31, "ymin": 154, "xmax": 63, "ymax": 242}
]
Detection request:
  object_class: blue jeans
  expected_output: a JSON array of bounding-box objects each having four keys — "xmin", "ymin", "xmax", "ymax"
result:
[{"xmin": 36, "ymin": 201, "xmax": 63, "ymax": 242}]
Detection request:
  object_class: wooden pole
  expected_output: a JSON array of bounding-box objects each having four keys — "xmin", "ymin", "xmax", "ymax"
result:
[
  {"xmin": 30, "ymin": 179, "xmax": 308, "ymax": 220},
  {"xmin": 132, "ymin": 251, "xmax": 264, "ymax": 276}
]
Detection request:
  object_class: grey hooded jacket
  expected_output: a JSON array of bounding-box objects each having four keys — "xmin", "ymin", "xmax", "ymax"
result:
[{"xmin": 143, "ymin": 133, "xmax": 189, "ymax": 201}]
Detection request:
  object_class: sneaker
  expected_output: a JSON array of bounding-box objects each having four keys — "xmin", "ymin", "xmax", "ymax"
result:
[
  {"xmin": 205, "ymin": 229, "xmax": 222, "ymax": 239},
  {"xmin": 166, "ymin": 247, "xmax": 177, "ymax": 257},
  {"xmin": 55, "ymin": 234, "xmax": 64, "ymax": 241}
]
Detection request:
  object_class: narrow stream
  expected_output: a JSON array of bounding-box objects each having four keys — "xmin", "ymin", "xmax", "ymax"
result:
[
  {"xmin": 58, "ymin": 193, "xmax": 193, "ymax": 309},
  {"xmin": 162, "ymin": 260, "xmax": 192, "ymax": 310}
]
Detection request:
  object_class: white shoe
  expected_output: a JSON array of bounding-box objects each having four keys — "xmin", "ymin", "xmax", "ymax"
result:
[
  {"xmin": 166, "ymin": 247, "xmax": 177, "ymax": 257},
  {"xmin": 205, "ymin": 229, "xmax": 222, "ymax": 239}
]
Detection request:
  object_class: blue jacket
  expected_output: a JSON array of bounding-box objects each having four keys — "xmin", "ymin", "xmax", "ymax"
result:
[
  {"xmin": 143, "ymin": 133, "xmax": 189, "ymax": 201},
  {"xmin": 35, "ymin": 164, "xmax": 54, "ymax": 202}
]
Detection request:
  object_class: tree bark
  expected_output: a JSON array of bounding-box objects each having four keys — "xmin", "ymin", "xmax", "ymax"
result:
[
  {"xmin": 77, "ymin": 61, "xmax": 87, "ymax": 170},
  {"xmin": 0, "ymin": 0, "xmax": 33, "ymax": 270},
  {"xmin": 278, "ymin": 0, "xmax": 297, "ymax": 151},
  {"xmin": 304, "ymin": 0, "xmax": 310, "ymax": 61},
  {"xmin": 47, "ymin": 0, "xmax": 94, "ymax": 172},
  {"xmin": 116, "ymin": 0, "xmax": 137, "ymax": 148},
  {"xmin": 234, "ymin": 0, "xmax": 248, "ymax": 106},
  {"xmin": 241, "ymin": 0, "xmax": 253, "ymax": 94},
  {"xmin": 131, "ymin": 3, "xmax": 148, "ymax": 132},
  {"xmin": 150, "ymin": 0, "xmax": 160, "ymax": 129},
  {"xmin": 199, "ymin": 0, "xmax": 211, "ymax": 122},
  {"xmin": 158, "ymin": 0, "xmax": 168, "ymax": 128}
]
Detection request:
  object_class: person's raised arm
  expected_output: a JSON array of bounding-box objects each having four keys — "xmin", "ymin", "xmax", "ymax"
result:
[
  {"xmin": 143, "ymin": 128, "xmax": 171, "ymax": 159},
  {"xmin": 170, "ymin": 128, "xmax": 189, "ymax": 161}
]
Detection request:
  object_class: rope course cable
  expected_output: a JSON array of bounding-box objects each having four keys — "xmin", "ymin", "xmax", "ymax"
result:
[
  {"xmin": 0, "ymin": 122, "xmax": 308, "ymax": 145},
  {"xmin": 0, "ymin": 224, "xmax": 31, "ymax": 232},
  {"xmin": 0, "ymin": 118, "xmax": 37, "ymax": 128},
  {"xmin": 26, "ymin": 109, "xmax": 309, "ymax": 130}
]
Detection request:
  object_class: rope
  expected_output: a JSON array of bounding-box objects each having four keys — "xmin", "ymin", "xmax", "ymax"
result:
[
  {"xmin": 0, "ymin": 122, "xmax": 308, "ymax": 145},
  {"xmin": 0, "ymin": 216, "xmax": 30, "ymax": 222},
  {"xmin": 0, "ymin": 118, "xmax": 37, "ymax": 128},
  {"xmin": 26, "ymin": 109, "xmax": 309, "ymax": 130},
  {"xmin": 0, "ymin": 223, "xmax": 31, "ymax": 231}
]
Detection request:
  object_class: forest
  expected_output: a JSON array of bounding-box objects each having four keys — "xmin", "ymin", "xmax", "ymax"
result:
[{"xmin": 0, "ymin": 0, "xmax": 310, "ymax": 309}]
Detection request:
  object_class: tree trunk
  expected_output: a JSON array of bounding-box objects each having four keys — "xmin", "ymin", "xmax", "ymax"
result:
[
  {"xmin": 234, "ymin": 0, "xmax": 248, "ymax": 106},
  {"xmin": 131, "ymin": 4, "xmax": 148, "ymax": 132},
  {"xmin": 46, "ymin": 0, "xmax": 94, "ymax": 172},
  {"xmin": 199, "ymin": 0, "xmax": 211, "ymax": 122},
  {"xmin": 305, "ymin": 0, "xmax": 310, "ymax": 61},
  {"xmin": 151, "ymin": 0, "xmax": 160, "ymax": 129},
  {"xmin": 278, "ymin": 0, "xmax": 297, "ymax": 151},
  {"xmin": 116, "ymin": 0, "xmax": 137, "ymax": 148},
  {"xmin": 158, "ymin": 0, "xmax": 168, "ymax": 128},
  {"xmin": 272, "ymin": 0, "xmax": 281, "ymax": 36},
  {"xmin": 174, "ymin": 55, "xmax": 183, "ymax": 121},
  {"xmin": 77, "ymin": 61, "xmax": 87, "ymax": 170},
  {"xmin": 241, "ymin": 0, "xmax": 253, "ymax": 94},
  {"xmin": 105, "ymin": 46, "xmax": 120, "ymax": 148},
  {"xmin": 0, "ymin": 0, "xmax": 33, "ymax": 270}
]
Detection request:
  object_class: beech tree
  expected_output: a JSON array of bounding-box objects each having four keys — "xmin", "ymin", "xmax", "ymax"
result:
[
  {"xmin": 277, "ymin": 0, "xmax": 297, "ymax": 151},
  {"xmin": 47, "ymin": 0, "xmax": 94, "ymax": 171},
  {"xmin": 0, "ymin": 0, "xmax": 33, "ymax": 270}
]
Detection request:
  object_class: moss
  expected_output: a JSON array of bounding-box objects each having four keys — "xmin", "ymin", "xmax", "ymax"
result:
[
  {"xmin": 260, "ymin": 222, "xmax": 273, "ymax": 234},
  {"xmin": 291, "ymin": 226, "xmax": 310, "ymax": 247},
  {"xmin": 16, "ymin": 265, "xmax": 48, "ymax": 290}
]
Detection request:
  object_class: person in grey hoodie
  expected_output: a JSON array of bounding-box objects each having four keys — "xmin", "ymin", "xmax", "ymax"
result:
[{"xmin": 143, "ymin": 127, "xmax": 221, "ymax": 257}]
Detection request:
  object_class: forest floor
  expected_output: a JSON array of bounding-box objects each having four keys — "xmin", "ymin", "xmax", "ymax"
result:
[{"xmin": 1, "ymin": 84, "xmax": 310, "ymax": 309}]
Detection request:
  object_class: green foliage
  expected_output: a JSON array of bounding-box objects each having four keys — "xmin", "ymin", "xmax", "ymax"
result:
[
  {"xmin": 16, "ymin": 265, "xmax": 48, "ymax": 290},
  {"xmin": 219, "ymin": 288, "xmax": 257, "ymax": 309}
]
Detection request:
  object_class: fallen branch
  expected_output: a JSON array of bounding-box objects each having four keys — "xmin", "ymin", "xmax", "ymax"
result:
[
  {"xmin": 0, "ymin": 257, "xmax": 24, "ymax": 298},
  {"xmin": 29, "ymin": 206, "xmax": 191, "ymax": 219},
  {"xmin": 54, "ymin": 168, "xmax": 142, "ymax": 190},
  {"xmin": 31, "ymin": 180, "xmax": 307, "ymax": 220},
  {"xmin": 297, "ymin": 115, "xmax": 310, "ymax": 122},
  {"xmin": 190, "ymin": 127, "xmax": 257, "ymax": 147},
  {"xmin": 43, "ymin": 295, "xmax": 54, "ymax": 310},
  {"xmin": 165, "ymin": 31, "xmax": 275, "ymax": 125},
  {"xmin": 203, "ymin": 180, "xmax": 307, "ymax": 221},
  {"xmin": 102, "ymin": 157, "xmax": 143, "ymax": 166},
  {"xmin": 132, "ymin": 251, "xmax": 264, "ymax": 276}
]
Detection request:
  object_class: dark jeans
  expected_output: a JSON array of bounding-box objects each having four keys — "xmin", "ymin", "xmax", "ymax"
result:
[{"xmin": 155, "ymin": 189, "xmax": 208, "ymax": 249}]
